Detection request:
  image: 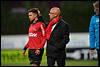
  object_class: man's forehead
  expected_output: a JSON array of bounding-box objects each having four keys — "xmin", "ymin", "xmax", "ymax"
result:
[
  {"xmin": 28, "ymin": 12, "xmax": 35, "ymax": 15},
  {"xmin": 50, "ymin": 8, "xmax": 60, "ymax": 13},
  {"xmin": 51, "ymin": 7, "xmax": 59, "ymax": 11}
]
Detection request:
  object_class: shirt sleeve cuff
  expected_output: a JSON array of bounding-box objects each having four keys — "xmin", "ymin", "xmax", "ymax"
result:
[{"xmin": 23, "ymin": 47, "xmax": 27, "ymax": 51}]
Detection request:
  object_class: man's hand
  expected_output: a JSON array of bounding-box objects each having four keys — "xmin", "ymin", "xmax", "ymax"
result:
[
  {"xmin": 90, "ymin": 49, "xmax": 94, "ymax": 53},
  {"xmin": 35, "ymin": 49, "xmax": 40, "ymax": 55},
  {"xmin": 22, "ymin": 50, "xmax": 26, "ymax": 56},
  {"xmin": 89, "ymin": 49, "xmax": 96, "ymax": 55},
  {"xmin": 89, "ymin": 49, "xmax": 96, "ymax": 59}
]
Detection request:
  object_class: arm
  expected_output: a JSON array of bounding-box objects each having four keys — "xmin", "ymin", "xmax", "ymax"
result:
[
  {"xmin": 41, "ymin": 23, "xmax": 45, "ymax": 37},
  {"xmin": 39, "ymin": 23, "xmax": 46, "ymax": 48},
  {"xmin": 89, "ymin": 16, "xmax": 95, "ymax": 49},
  {"xmin": 22, "ymin": 43, "xmax": 29, "ymax": 56},
  {"xmin": 35, "ymin": 23, "xmax": 46, "ymax": 55},
  {"xmin": 55, "ymin": 23, "xmax": 70, "ymax": 49}
]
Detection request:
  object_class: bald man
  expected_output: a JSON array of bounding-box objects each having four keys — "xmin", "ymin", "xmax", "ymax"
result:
[{"xmin": 46, "ymin": 7, "xmax": 70, "ymax": 66}]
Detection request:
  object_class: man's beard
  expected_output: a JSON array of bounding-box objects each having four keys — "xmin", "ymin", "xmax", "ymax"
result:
[{"xmin": 50, "ymin": 16, "xmax": 57, "ymax": 21}]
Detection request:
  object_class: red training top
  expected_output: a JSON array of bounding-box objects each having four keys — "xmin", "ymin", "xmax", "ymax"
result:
[{"xmin": 24, "ymin": 22, "xmax": 46, "ymax": 49}]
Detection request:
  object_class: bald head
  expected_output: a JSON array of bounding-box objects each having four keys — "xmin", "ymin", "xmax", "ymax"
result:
[
  {"xmin": 50, "ymin": 7, "xmax": 61, "ymax": 16},
  {"xmin": 49, "ymin": 7, "xmax": 61, "ymax": 20}
]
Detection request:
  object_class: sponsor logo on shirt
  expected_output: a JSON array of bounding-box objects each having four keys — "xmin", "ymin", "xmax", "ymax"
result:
[{"xmin": 29, "ymin": 33, "xmax": 37, "ymax": 37}]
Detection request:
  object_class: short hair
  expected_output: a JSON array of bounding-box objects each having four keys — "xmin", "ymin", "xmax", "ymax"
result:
[
  {"xmin": 27, "ymin": 8, "xmax": 40, "ymax": 16},
  {"xmin": 93, "ymin": 1, "xmax": 99, "ymax": 8}
]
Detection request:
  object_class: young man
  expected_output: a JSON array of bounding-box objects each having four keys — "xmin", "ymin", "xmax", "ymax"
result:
[
  {"xmin": 46, "ymin": 7, "xmax": 70, "ymax": 66},
  {"xmin": 22, "ymin": 8, "xmax": 46, "ymax": 66},
  {"xmin": 89, "ymin": 1, "xmax": 99, "ymax": 58}
]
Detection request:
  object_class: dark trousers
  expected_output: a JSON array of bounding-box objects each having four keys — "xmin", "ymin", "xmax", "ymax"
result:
[
  {"xmin": 28, "ymin": 48, "xmax": 44, "ymax": 65},
  {"xmin": 96, "ymin": 49, "xmax": 99, "ymax": 66},
  {"xmin": 47, "ymin": 56, "xmax": 65, "ymax": 66}
]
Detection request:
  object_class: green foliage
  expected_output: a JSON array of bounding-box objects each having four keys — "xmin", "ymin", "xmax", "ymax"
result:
[
  {"xmin": 61, "ymin": 1, "xmax": 94, "ymax": 32},
  {"xmin": 1, "ymin": 49, "xmax": 98, "ymax": 66},
  {"xmin": 1, "ymin": 49, "xmax": 29, "ymax": 63},
  {"xmin": 1, "ymin": 1, "xmax": 95, "ymax": 34}
]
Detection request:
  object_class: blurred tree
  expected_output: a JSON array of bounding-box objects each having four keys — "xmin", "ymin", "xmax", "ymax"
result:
[
  {"xmin": 60, "ymin": 1, "xmax": 94, "ymax": 32},
  {"xmin": 1, "ymin": 1, "xmax": 94, "ymax": 35},
  {"xmin": 48, "ymin": 1, "xmax": 61, "ymax": 9}
]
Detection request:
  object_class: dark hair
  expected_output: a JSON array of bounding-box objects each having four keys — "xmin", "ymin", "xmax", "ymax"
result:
[
  {"xmin": 93, "ymin": 1, "xmax": 99, "ymax": 8},
  {"xmin": 27, "ymin": 8, "xmax": 46, "ymax": 24},
  {"xmin": 27, "ymin": 8, "xmax": 39, "ymax": 16}
]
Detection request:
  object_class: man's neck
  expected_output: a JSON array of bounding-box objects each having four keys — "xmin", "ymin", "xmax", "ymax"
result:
[{"xmin": 33, "ymin": 17, "xmax": 38, "ymax": 24}]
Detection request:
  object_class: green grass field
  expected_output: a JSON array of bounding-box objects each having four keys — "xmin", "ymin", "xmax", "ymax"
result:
[{"xmin": 1, "ymin": 49, "xmax": 98, "ymax": 66}]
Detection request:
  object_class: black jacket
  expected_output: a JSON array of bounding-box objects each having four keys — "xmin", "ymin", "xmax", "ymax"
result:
[{"xmin": 46, "ymin": 19, "xmax": 70, "ymax": 58}]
